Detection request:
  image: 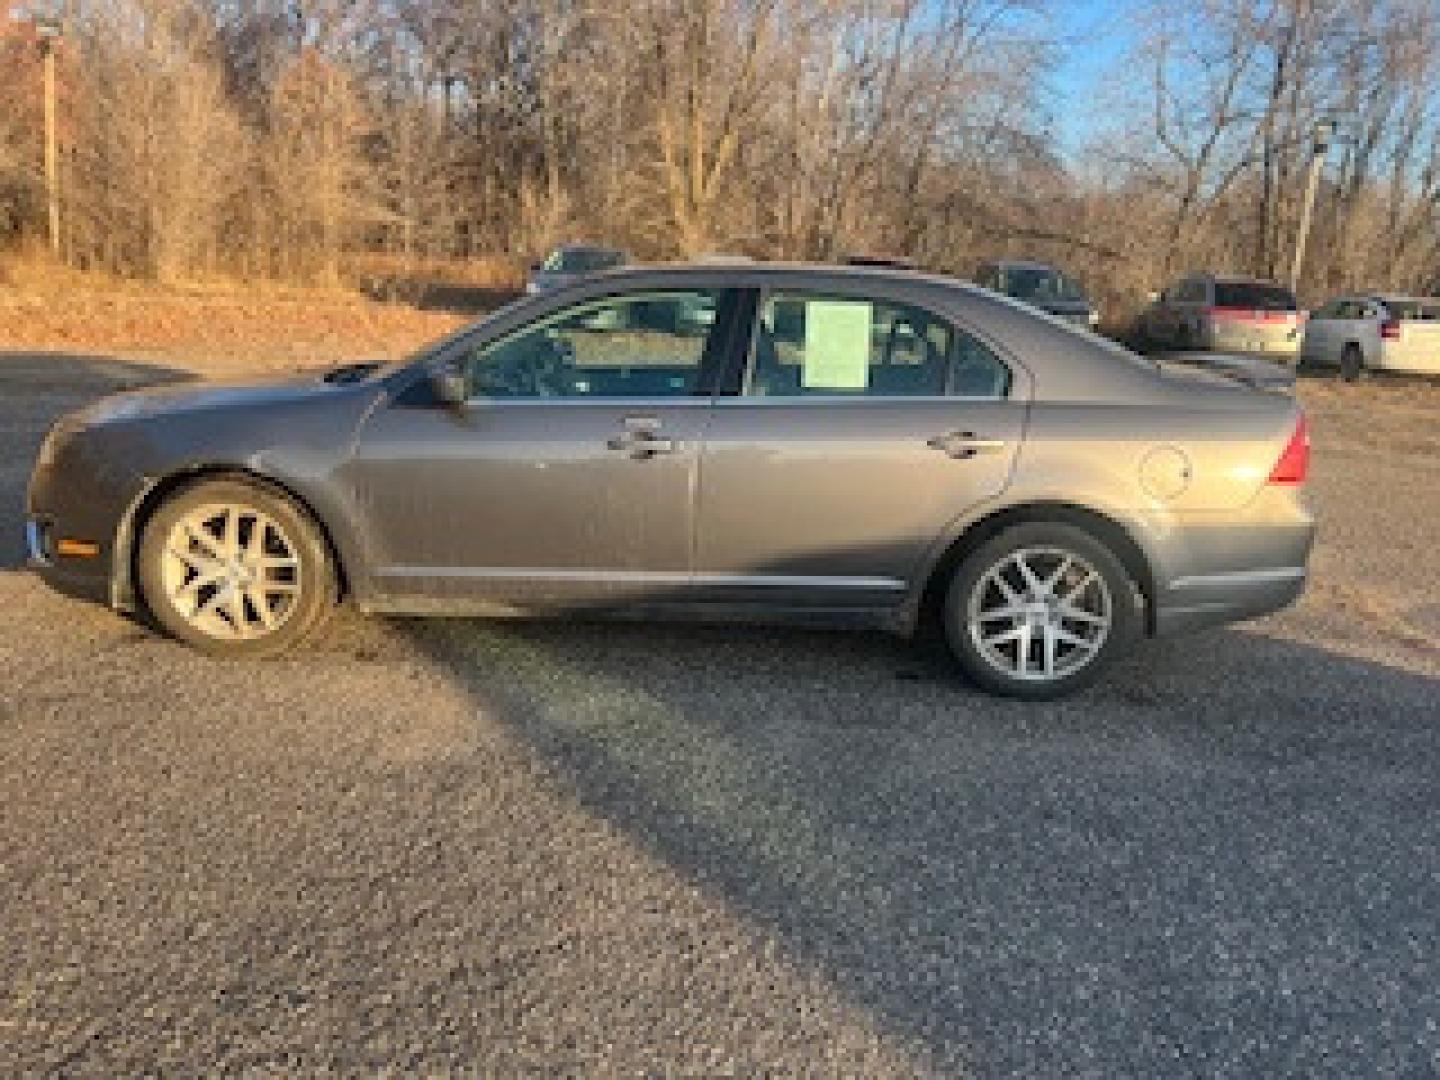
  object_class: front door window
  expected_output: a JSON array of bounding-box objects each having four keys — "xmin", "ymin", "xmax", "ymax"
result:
[{"xmin": 461, "ymin": 291, "xmax": 723, "ymax": 400}]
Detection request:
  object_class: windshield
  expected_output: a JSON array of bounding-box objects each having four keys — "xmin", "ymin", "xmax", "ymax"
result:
[
  {"xmin": 1214, "ymin": 283, "xmax": 1297, "ymax": 310},
  {"xmin": 543, "ymin": 247, "xmax": 624, "ymax": 274},
  {"xmin": 1003, "ymin": 265, "xmax": 1086, "ymax": 303}
]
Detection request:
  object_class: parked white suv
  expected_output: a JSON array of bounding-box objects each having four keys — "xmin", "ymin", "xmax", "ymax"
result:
[{"xmin": 1300, "ymin": 295, "xmax": 1440, "ymax": 380}]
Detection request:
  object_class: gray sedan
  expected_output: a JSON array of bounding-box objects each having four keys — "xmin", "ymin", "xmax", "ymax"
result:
[{"xmin": 25, "ymin": 264, "xmax": 1315, "ymax": 698}]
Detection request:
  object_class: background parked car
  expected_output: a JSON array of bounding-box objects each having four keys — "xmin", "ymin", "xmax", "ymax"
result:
[
  {"xmin": 973, "ymin": 259, "xmax": 1099, "ymax": 328},
  {"xmin": 526, "ymin": 244, "xmax": 628, "ymax": 295},
  {"xmin": 1301, "ymin": 295, "xmax": 1440, "ymax": 380},
  {"xmin": 1138, "ymin": 275, "xmax": 1302, "ymax": 361}
]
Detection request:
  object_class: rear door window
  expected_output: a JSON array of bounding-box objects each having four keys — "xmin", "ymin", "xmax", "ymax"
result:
[{"xmin": 747, "ymin": 292, "xmax": 1009, "ymax": 399}]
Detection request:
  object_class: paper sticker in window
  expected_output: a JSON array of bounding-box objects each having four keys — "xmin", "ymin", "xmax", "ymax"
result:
[{"xmin": 801, "ymin": 300, "xmax": 872, "ymax": 389}]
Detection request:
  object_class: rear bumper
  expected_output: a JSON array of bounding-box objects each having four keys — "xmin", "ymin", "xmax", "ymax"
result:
[
  {"xmin": 1379, "ymin": 342, "xmax": 1440, "ymax": 374},
  {"xmin": 1153, "ymin": 566, "xmax": 1306, "ymax": 636},
  {"xmin": 1208, "ymin": 322, "xmax": 1301, "ymax": 358},
  {"xmin": 1148, "ymin": 489, "xmax": 1316, "ymax": 636}
]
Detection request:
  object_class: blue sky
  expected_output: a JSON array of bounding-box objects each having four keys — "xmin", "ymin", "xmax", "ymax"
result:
[{"xmin": 1045, "ymin": 0, "xmax": 1141, "ymax": 158}]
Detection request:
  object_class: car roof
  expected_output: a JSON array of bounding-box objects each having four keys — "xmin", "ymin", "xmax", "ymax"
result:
[
  {"xmin": 990, "ymin": 258, "xmax": 1065, "ymax": 271},
  {"xmin": 567, "ymin": 261, "xmax": 1028, "ymax": 302},
  {"xmin": 1197, "ymin": 274, "xmax": 1291, "ymax": 286}
]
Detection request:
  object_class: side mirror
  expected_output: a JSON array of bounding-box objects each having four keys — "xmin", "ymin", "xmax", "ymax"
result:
[
  {"xmin": 430, "ymin": 364, "xmax": 470, "ymax": 412},
  {"xmin": 1145, "ymin": 290, "xmax": 1161, "ymax": 304}
]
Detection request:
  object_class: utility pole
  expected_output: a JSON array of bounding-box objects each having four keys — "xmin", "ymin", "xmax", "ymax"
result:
[
  {"xmin": 1288, "ymin": 117, "xmax": 1337, "ymax": 297},
  {"xmin": 36, "ymin": 17, "xmax": 63, "ymax": 258}
]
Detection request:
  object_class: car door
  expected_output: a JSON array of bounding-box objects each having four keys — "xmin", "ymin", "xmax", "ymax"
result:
[
  {"xmin": 346, "ymin": 287, "xmax": 744, "ymax": 608},
  {"xmin": 693, "ymin": 286, "xmax": 1025, "ymax": 611},
  {"xmin": 1178, "ymin": 278, "xmax": 1210, "ymax": 347},
  {"xmin": 1356, "ymin": 300, "xmax": 1386, "ymax": 368},
  {"xmin": 1303, "ymin": 300, "xmax": 1341, "ymax": 364},
  {"xmin": 1336, "ymin": 300, "xmax": 1370, "ymax": 364}
]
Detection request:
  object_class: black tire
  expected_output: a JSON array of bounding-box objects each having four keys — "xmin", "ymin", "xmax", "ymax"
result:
[
  {"xmin": 138, "ymin": 478, "xmax": 337, "ymax": 658},
  {"xmin": 1133, "ymin": 320, "xmax": 1154, "ymax": 355},
  {"xmin": 943, "ymin": 521, "xmax": 1142, "ymax": 701},
  {"xmin": 1340, "ymin": 343, "xmax": 1364, "ymax": 383}
]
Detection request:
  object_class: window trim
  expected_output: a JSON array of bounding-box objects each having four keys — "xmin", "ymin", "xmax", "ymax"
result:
[{"xmin": 730, "ymin": 285, "xmax": 1013, "ymax": 402}]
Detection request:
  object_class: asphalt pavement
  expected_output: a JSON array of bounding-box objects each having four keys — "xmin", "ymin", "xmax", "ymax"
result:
[{"xmin": 1, "ymin": 352, "xmax": 1437, "ymax": 1076}]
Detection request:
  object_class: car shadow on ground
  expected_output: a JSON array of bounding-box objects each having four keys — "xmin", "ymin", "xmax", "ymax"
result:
[
  {"xmin": 0, "ymin": 352, "xmax": 193, "ymax": 568},
  {"xmin": 392, "ymin": 613, "xmax": 1440, "ymax": 1074}
]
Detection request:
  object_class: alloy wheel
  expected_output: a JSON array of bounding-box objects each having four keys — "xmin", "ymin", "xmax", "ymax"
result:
[
  {"xmin": 966, "ymin": 546, "xmax": 1113, "ymax": 683},
  {"xmin": 159, "ymin": 503, "xmax": 302, "ymax": 641}
]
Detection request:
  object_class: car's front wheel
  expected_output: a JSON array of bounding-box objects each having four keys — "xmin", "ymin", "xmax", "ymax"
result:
[
  {"xmin": 138, "ymin": 478, "xmax": 337, "ymax": 657},
  {"xmin": 944, "ymin": 522, "xmax": 1142, "ymax": 700}
]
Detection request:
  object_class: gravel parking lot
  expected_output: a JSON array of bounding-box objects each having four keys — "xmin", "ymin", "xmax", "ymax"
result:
[{"xmin": 1, "ymin": 352, "xmax": 1437, "ymax": 1075}]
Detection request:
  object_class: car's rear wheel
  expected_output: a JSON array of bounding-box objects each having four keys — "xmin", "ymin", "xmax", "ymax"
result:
[
  {"xmin": 138, "ymin": 479, "xmax": 337, "ymax": 657},
  {"xmin": 943, "ymin": 522, "xmax": 1141, "ymax": 700},
  {"xmin": 1340, "ymin": 343, "xmax": 1365, "ymax": 383}
]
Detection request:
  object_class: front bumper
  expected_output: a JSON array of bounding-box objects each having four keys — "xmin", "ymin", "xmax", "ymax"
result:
[
  {"xmin": 26, "ymin": 418, "xmax": 150, "ymax": 610},
  {"xmin": 25, "ymin": 514, "xmax": 114, "ymax": 605}
]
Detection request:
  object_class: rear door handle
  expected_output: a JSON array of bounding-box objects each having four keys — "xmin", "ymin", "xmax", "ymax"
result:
[
  {"xmin": 607, "ymin": 429, "xmax": 678, "ymax": 459},
  {"xmin": 927, "ymin": 431, "xmax": 1006, "ymax": 459}
]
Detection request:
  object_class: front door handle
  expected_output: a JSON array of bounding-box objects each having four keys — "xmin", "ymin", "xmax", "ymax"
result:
[
  {"xmin": 607, "ymin": 429, "xmax": 677, "ymax": 459},
  {"xmin": 927, "ymin": 431, "xmax": 1006, "ymax": 459}
]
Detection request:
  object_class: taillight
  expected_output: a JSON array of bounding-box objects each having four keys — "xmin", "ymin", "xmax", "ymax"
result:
[
  {"xmin": 1208, "ymin": 307, "xmax": 1251, "ymax": 322},
  {"xmin": 1380, "ymin": 320, "xmax": 1402, "ymax": 341},
  {"xmin": 1268, "ymin": 415, "xmax": 1310, "ymax": 486}
]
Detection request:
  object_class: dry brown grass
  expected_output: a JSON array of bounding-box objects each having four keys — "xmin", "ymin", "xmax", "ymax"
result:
[
  {"xmin": 1299, "ymin": 375, "xmax": 1440, "ymax": 459},
  {"xmin": 0, "ymin": 251, "xmax": 473, "ymax": 376},
  {"xmin": 347, "ymin": 252, "xmax": 528, "ymax": 291}
]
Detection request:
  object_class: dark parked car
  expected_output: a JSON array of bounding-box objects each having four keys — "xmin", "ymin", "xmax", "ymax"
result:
[
  {"xmin": 974, "ymin": 259, "xmax": 1098, "ymax": 328},
  {"xmin": 525, "ymin": 244, "xmax": 627, "ymax": 294},
  {"xmin": 26, "ymin": 263, "xmax": 1315, "ymax": 699}
]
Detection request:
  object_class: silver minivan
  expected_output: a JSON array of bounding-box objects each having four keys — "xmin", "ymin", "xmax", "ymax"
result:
[
  {"xmin": 1139, "ymin": 275, "xmax": 1302, "ymax": 361},
  {"xmin": 1301, "ymin": 295, "xmax": 1440, "ymax": 380}
]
